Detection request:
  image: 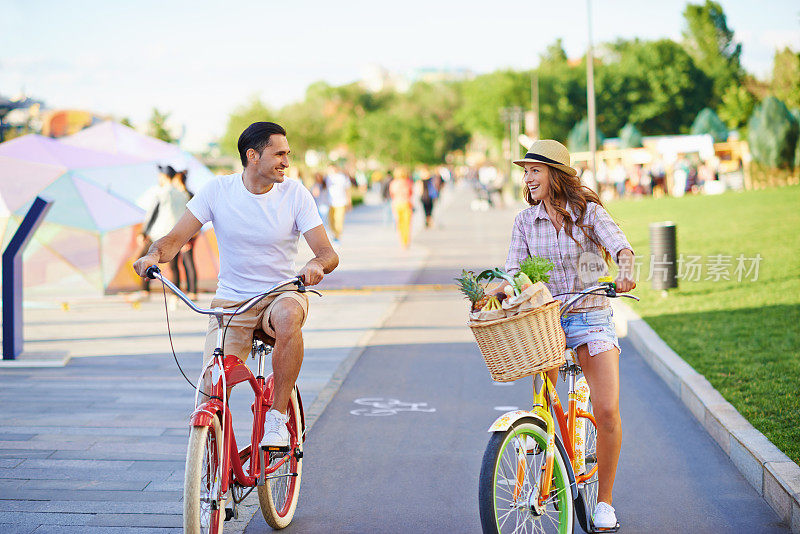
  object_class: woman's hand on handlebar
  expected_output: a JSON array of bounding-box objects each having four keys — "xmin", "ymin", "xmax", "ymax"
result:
[
  {"xmin": 133, "ymin": 254, "xmax": 160, "ymax": 278},
  {"xmin": 614, "ymin": 249, "xmax": 637, "ymax": 293},
  {"xmin": 298, "ymin": 258, "xmax": 324, "ymax": 286}
]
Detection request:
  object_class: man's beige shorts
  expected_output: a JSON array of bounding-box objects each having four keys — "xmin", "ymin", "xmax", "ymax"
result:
[{"xmin": 203, "ymin": 291, "xmax": 309, "ymax": 363}]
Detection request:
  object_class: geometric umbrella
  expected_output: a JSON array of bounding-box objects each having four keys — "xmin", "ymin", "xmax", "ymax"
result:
[
  {"xmin": 63, "ymin": 121, "xmax": 220, "ymax": 293},
  {"xmin": 63, "ymin": 121, "xmax": 216, "ymax": 206},
  {"xmin": 0, "ymin": 135, "xmax": 149, "ymax": 297},
  {"xmin": 0, "ymin": 131, "xmax": 219, "ymax": 298}
]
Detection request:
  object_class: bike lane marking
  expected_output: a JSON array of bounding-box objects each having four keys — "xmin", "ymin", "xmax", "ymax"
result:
[{"xmin": 349, "ymin": 397, "xmax": 436, "ymax": 416}]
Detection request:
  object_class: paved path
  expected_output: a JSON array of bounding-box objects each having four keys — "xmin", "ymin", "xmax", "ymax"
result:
[
  {"xmin": 0, "ymin": 194, "xmax": 425, "ymax": 533},
  {"xmin": 244, "ymin": 186, "xmax": 789, "ymax": 533},
  {"xmin": 0, "ymin": 184, "xmax": 788, "ymax": 532}
]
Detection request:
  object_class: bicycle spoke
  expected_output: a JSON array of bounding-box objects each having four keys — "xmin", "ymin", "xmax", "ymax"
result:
[{"xmin": 498, "ymin": 506, "xmax": 517, "ymax": 530}]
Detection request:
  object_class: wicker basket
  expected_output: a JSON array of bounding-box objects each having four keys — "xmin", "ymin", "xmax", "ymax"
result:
[{"xmin": 469, "ymin": 300, "xmax": 566, "ymax": 382}]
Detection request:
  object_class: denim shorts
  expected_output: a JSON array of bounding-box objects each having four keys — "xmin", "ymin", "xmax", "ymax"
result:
[{"xmin": 560, "ymin": 307, "xmax": 621, "ymax": 357}]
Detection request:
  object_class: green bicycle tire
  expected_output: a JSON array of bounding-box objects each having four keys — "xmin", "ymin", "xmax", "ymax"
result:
[{"xmin": 478, "ymin": 418, "xmax": 574, "ymax": 534}]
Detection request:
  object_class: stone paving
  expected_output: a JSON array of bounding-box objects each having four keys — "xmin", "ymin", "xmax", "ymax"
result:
[{"xmin": 0, "ymin": 194, "xmax": 434, "ymax": 533}]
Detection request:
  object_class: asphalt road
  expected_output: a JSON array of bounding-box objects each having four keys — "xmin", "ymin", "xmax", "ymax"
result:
[{"xmin": 245, "ymin": 189, "xmax": 788, "ymax": 533}]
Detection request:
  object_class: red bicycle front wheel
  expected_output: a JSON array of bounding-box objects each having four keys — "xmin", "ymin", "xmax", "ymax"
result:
[
  {"xmin": 258, "ymin": 388, "xmax": 303, "ymax": 529},
  {"xmin": 184, "ymin": 415, "xmax": 224, "ymax": 534}
]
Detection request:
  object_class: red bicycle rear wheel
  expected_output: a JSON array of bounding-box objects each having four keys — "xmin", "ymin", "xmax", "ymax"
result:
[
  {"xmin": 184, "ymin": 415, "xmax": 224, "ymax": 534},
  {"xmin": 258, "ymin": 388, "xmax": 303, "ymax": 529}
]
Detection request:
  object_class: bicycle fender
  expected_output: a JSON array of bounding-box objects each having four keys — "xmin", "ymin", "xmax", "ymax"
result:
[
  {"xmin": 487, "ymin": 410, "xmax": 547, "ymax": 432},
  {"xmin": 295, "ymin": 385, "xmax": 306, "ymax": 443},
  {"xmin": 190, "ymin": 400, "xmax": 224, "ymax": 426}
]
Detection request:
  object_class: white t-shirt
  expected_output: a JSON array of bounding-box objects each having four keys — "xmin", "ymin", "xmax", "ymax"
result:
[
  {"xmin": 187, "ymin": 173, "xmax": 323, "ymax": 301},
  {"xmin": 325, "ymin": 172, "xmax": 351, "ymax": 207}
]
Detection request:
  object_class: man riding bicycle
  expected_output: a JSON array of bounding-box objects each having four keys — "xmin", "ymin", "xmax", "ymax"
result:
[{"xmin": 133, "ymin": 121, "xmax": 338, "ymax": 451}]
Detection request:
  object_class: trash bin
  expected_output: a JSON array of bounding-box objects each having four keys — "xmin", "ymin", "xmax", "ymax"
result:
[{"xmin": 649, "ymin": 222, "xmax": 677, "ymax": 290}]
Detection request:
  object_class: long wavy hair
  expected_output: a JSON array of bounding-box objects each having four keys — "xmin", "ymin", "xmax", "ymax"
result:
[{"xmin": 523, "ymin": 166, "xmax": 612, "ymax": 265}]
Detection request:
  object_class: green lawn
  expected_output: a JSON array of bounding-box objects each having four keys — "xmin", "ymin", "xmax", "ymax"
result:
[{"xmin": 606, "ymin": 185, "xmax": 800, "ymax": 464}]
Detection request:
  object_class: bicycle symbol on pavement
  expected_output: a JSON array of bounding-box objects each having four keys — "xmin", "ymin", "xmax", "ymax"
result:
[{"xmin": 350, "ymin": 397, "xmax": 437, "ymax": 417}]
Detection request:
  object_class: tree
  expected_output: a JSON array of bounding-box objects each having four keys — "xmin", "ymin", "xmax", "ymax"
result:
[
  {"xmin": 596, "ymin": 39, "xmax": 713, "ymax": 135},
  {"xmin": 120, "ymin": 117, "xmax": 134, "ymax": 128},
  {"xmin": 771, "ymin": 48, "xmax": 800, "ymax": 110},
  {"xmin": 567, "ymin": 118, "xmax": 605, "ymax": 152},
  {"xmin": 219, "ymin": 97, "xmax": 275, "ymax": 159},
  {"xmin": 690, "ymin": 108, "xmax": 728, "ymax": 142},
  {"xmin": 618, "ymin": 123, "xmax": 643, "ymax": 148},
  {"xmin": 147, "ymin": 108, "xmax": 175, "ymax": 143},
  {"xmin": 718, "ymin": 85, "xmax": 757, "ymax": 130},
  {"xmin": 355, "ymin": 82, "xmax": 468, "ymax": 165},
  {"xmin": 456, "ymin": 70, "xmax": 531, "ymax": 143},
  {"xmin": 541, "ymin": 39, "xmax": 568, "ymax": 65},
  {"xmin": 747, "ymin": 96, "xmax": 799, "ymax": 169},
  {"xmin": 682, "ymin": 1, "xmax": 743, "ymax": 106}
]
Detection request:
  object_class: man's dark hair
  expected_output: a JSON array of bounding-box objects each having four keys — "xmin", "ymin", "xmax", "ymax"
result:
[{"xmin": 237, "ymin": 122, "xmax": 286, "ymax": 167}]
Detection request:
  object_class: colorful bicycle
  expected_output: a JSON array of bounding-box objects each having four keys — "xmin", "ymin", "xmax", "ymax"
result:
[
  {"xmin": 146, "ymin": 266, "xmax": 316, "ymax": 532},
  {"xmin": 478, "ymin": 281, "xmax": 638, "ymax": 534}
]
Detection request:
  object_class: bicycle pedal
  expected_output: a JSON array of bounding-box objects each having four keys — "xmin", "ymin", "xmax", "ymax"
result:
[
  {"xmin": 260, "ymin": 444, "xmax": 290, "ymax": 453},
  {"xmin": 592, "ymin": 523, "xmax": 620, "ymax": 533}
]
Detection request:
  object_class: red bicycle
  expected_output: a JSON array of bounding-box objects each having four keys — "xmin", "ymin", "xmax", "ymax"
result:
[{"xmin": 146, "ymin": 266, "xmax": 317, "ymax": 532}]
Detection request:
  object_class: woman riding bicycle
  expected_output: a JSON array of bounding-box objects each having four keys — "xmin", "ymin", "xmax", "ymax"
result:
[{"xmin": 501, "ymin": 139, "xmax": 636, "ymax": 530}]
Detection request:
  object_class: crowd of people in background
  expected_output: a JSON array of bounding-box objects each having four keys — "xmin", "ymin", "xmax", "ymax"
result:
[
  {"xmin": 576, "ymin": 153, "xmax": 739, "ymax": 200},
  {"xmin": 303, "ymin": 165, "xmax": 448, "ymax": 249},
  {"xmin": 191, "ymin": 147, "xmax": 740, "ymax": 258}
]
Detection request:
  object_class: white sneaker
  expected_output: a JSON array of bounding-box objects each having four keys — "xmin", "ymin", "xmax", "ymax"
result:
[
  {"xmin": 260, "ymin": 409, "xmax": 289, "ymax": 449},
  {"xmin": 592, "ymin": 501, "xmax": 618, "ymax": 530}
]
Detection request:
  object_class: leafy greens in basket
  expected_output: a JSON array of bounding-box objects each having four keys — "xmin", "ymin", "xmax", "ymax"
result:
[{"xmin": 519, "ymin": 256, "xmax": 555, "ymax": 284}]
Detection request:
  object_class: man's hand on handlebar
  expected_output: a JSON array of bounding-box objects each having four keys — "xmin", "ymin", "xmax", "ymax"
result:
[
  {"xmin": 133, "ymin": 254, "xmax": 160, "ymax": 278},
  {"xmin": 298, "ymin": 258, "xmax": 324, "ymax": 286}
]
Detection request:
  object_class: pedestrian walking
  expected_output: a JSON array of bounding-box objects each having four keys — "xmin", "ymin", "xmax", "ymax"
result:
[
  {"xmin": 325, "ymin": 166, "xmax": 351, "ymax": 244},
  {"xmin": 135, "ymin": 165, "xmax": 186, "ymax": 298},
  {"xmin": 419, "ymin": 169, "xmax": 440, "ymax": 228},
  {"xmin": 380, "ymin": 171, "xmax": 394, "ymax": 226},
  {"xmin": 502, "ymin": 139, "xmax": 636, "ymax": 531},
  {"xmin": 172, "ymin": 170, "xmax": 198, "ymax": 300},
  {"xmin": 310, "ymin": 172, "xmax": 330, "ymax": 227},
  {"xmin": 389, "ymin": 168, "xmax": 414, "ymax": 249}
]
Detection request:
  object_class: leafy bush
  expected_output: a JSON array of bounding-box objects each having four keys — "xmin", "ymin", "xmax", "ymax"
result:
[
  {"xmin": 747, "ymin": 96, "xmax": 799, "ymax": 169},
  {"xmin": 567, "ymin": 118, "xmax": 605, "ymax": 152},
  {"xmin": 690, "ymin": 107, "xmax": 729, "ymax": 142},
  {"xmin": 792, "ymin": 109, "xmax": 800, "ymax": 169},
  {"xmin": 618, "ymin": 123, "xmax": 643, "ymax": 148}
]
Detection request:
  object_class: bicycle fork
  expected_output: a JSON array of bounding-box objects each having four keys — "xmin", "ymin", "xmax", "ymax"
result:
[{"xmin": 513, "ymin": 373, "xmax": 558, "ymax": 506}]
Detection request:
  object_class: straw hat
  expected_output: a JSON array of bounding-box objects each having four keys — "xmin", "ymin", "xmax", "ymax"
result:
[{"xmin": 513, "ymin": 139, "xmax": 577, "ymax": 176}]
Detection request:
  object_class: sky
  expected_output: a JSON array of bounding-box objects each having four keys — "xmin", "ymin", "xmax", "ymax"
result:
[{"xmin": 2, "ymin": 0, "xmax": 798, "ymax": 151}]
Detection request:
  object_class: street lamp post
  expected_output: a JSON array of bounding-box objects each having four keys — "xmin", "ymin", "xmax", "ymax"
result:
[
  {"xmin": 500, "ymin": 106, "xmax": 525, "ymax": 198},
  {"xmin": 586, "ymin": 0, "xmax": 598, "ymax": 177}
]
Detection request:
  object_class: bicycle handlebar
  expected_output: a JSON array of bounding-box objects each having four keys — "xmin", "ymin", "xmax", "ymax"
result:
[
  {"xmin": 558, "ymin": 282, "xmax": 639, "ymax": 316},
  {"xmin": 145, "ymin": 265, "xmax": 320, "ymax": 317}
]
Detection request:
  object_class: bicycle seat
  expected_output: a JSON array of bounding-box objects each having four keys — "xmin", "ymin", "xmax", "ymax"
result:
[{"xmin": 252, "ymin": 329, "xmax": 276, "ymax": 347}]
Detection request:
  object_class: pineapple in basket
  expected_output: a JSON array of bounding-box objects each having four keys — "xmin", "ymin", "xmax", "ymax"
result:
[{"xmin": 455, "ymin": 270, "xmax": 488, "ymax": 312}]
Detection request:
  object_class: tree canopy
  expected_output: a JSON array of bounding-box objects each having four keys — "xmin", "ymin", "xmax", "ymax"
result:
[
  {"xmin": 215, "ymin": 2, "xmax": 792, "ymax": 170},
  {"xmin": 148, "ymin": 108, "xmax": 175, "ymax": 143},
  {"xmin": 682, "ymin": 0, "xmax": 743, "ymax": 106}
]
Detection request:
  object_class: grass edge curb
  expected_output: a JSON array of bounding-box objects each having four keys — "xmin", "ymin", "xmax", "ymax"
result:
[{"xmin": 612, "ymin": 300, "xmax": 800, "ymax": 532}]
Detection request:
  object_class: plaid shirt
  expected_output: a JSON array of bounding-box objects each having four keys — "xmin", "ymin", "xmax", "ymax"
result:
[{"xmin": 505, "ymin": 202, "xmax": 633, "ymax": 311}]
